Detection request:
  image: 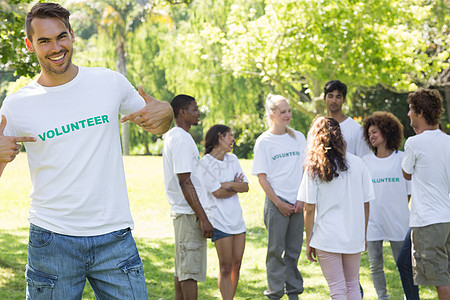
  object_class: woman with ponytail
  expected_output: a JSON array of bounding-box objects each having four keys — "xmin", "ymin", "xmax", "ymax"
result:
[
  {"xmin": 252, "ymin": 94, "xmax": 307, "ymax": 300},
  {"xmin": 200, "ymin": 124, "xmax": 248, "ymax": 299},
  {"xmin": 298, "ymin": 116, "xmax": 374, "ymax": 300}
]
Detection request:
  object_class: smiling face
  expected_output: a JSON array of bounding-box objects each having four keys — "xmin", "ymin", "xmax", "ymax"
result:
[
  {"xmin": 270, "ymin": 100, "xmax": 292, "ymax": 127},
  {"xmin": 25, "ymin": 17, "xmax": 75, "ymax": 80},
  {"xmin": 367, "ymin": 125, "xmax": 386, "ymax": 149},
  {"xmin": 218, "ymin": 130, "xmax": 235, "ymax": 153}
]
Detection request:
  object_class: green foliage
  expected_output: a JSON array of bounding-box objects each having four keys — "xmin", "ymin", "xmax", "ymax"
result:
[
  {"xmin": 219, "ymin": 0, "xmax": 448, "ymax": 108},
  {"xmin": 0, "ymin": 0, "xmax": 40, "ymax": 77}
]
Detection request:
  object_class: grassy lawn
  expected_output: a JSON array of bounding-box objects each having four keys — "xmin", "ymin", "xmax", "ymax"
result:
[{"xmin": 0, "ymin": 154, "xmax": 438, "ymax": 299}]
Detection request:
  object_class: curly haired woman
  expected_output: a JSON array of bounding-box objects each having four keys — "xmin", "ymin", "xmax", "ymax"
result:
[
  {"xmin": 298, "ymin": 116, "xmax": 374, "ymax": 300},
  {"xmin": 362, "ymin": 111, "xmax": 412, "ymax": 300}
]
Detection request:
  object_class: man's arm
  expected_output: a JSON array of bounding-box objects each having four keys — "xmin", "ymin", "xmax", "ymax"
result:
[
  {"xmin": 121, "ymin": 86, "xmax": 174, "ymax": 135},
  {"xmin": 177, "ymin": 172, "xmax": 214, "ymax": 238}
]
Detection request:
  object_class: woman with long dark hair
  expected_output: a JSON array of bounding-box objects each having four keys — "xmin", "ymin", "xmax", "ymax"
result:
[
  {"xmin": 299, "ymin": 116, "xmax": 374, "ymax": 300},
  {"xmin": 201, "ymin": 124, "xmax": 248, "ymax": 299}
]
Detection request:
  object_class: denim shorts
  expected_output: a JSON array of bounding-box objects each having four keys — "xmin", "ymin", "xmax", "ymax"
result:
[
  {"xmin": 211, "ymin": 228, "xmax": 246, "ymax": 242},
  {"xmin": 26, "ymin": 223, "xmax": 148, "ymax": 299}
]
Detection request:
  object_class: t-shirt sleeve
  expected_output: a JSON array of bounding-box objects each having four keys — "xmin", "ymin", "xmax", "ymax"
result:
[
  {"xmin": 356, "ymin": 127, "xmax": 372, "ymax": 157},
  {"xmin": 361, "ymin": 161, "xmax": 375, "ymax": 203},
  {"xmin": 0, "ymin": 102, "xmax": 17, "ymax": 137},
  {"xmin": 297, "ymin": 171, "xmax": 317, "ymax": 204},
  {"xmin": 251, "ymin": 139, "xmax": 269, "ymax": 175},
  {"xmin": 200, "ymin": 157, "xmax": 222, "ymax": 193},
  {"xmin": 114, "ymin": 71, "xmax": 145, "ymax": 116},
  {"xmin": 401, "ymin": 139, "xmax": 415, "ymax": 175},
  {"xmin": 171, "ymin": 133, "xmax": 195, "ymax": 174}
]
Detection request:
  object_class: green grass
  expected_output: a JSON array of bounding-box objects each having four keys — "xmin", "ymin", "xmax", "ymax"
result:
[{"xmin": 0, "ymin": 155, "xmax": 438, "ymax": 299}]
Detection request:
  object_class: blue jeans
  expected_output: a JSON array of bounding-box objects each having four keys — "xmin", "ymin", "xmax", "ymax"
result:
[
  {"xmin": 26, "ymin": 223, "xmax": 148, "ymax": 300},
  {"xmin": 396, "ymin": 228, "xmax": 420, "ymax": 300}
]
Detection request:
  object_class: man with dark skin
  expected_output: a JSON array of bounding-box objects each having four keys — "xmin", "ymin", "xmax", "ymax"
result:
[{"xmin": 163, "ymin": 94, "xmax": 214, "ymax": 300}]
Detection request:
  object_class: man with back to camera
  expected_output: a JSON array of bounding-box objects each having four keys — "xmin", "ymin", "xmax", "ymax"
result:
[
  {"xmin": 163, "ymin": 94, "xmax": 214, "ymax": 300},
  {"xmin": 0, "ymin": 2, "xmax": 173, "ymax": 299},
  {"xmin": 401, "ymin": 88, "xmax": 450, "ymax": 300},
  {"xmin": 323, "ymin": 80, "xmax": 371, "ymax": 157}
]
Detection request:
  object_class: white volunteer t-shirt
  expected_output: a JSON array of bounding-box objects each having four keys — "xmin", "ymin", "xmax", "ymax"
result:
[
  {"xmin": 298, "ymin": 154, "xmax": 375, "ymax": 253},
  {"xmin": 0, "ymin": 67, "xmax": 145, "ymax": 236},
  {"xmin": 163, "ymin": 127, "xmax": 209, "ymax": 215},
  {"xmin": 252, "ymin": 130, "xmax": 306, "ymax": 203},
  {"xmin": 402, "ymin": 129, "xmax": 450, "ymax": 227},
  {"xmin": 200, "ymin": 153, "xmax": 247, "ymax": 234},
  {"xmin": 363, "ymin": 151, "xmax": 410, "ymax": 241},
  {"xmin": 340, "ymin": 117, "xmax": 371, "ymax": 157}
]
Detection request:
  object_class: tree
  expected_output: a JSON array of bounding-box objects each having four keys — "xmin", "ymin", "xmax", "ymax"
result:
[
  {"xmin": 67, "ymin": 0, "xmax": 193, "ymax": 154},
  {"xmin": 218, "ymin": 0, "xmax": 448, "ymax": 115},
  {"xmin": 0, "ymin": 0, "xmax": 40, "ymax": 78}
]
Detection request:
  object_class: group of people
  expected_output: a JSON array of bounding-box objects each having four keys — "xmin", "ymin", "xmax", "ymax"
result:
[{"xmin": 0, "ymin": 2, "xmax": 449, "ymax": 300}]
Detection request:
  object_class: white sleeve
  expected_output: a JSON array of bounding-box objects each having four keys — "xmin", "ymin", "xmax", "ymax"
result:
[
  {"xmin": 251, "ymin": 138, "xmax": 269, "ymax": 175},
  {"xmin": 297, "ymin": 171, "xmax": 318, "ymax": 204},
  {"xmin": 114, "ymin": 71, "xmax": 145, "ymax": 116},
  {"xmin": 356, "ymin": 127, "xmax": 372, "ymax": 157},
  {"xmin": 0, "ymin": 101, "xmax": 17, "ymax": 137},
  {"xmin": 361, "ymin": 161, "xmax": 375, "ymax": 203},
  {"xmin": 171, "ymin": 135, "xmax": 195, "ymax": 174},
  {"xmin": 401, "ymin": 139, "xmax": 415, "ymax": 175},
  {"xmin": 199, "ymin": 156, "xmax": 222, "ymax": 193}
]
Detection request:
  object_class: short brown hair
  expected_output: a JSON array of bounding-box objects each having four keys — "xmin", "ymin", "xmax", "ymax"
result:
[
  {"xmin": 26, "ymin": 2, "xmax": 72, "ymax": 41},
  {"xmin": 407, "ymin": 89, "xmax": 444, "ymax": 126},
  {"xmin": 363, "ymin": 111, "xmax": 404, "ymax": 152}
]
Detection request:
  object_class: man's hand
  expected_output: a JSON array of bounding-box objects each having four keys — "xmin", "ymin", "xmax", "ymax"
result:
[
  {"xmin": 200, "ymin": 218, "xmax": 214, "ymax": 238},
  {"xmin": 0, "ymin": 115, "xmax": 36, "ymax": 163},
  {"xmin": 121, "ymin": 86, "xmax": 174, "ymax": 135}
]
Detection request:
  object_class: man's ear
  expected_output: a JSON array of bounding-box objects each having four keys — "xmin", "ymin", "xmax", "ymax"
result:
[
  {"xmin": 25, "ymin": 38, "xmax": 34, "ymax": 53},
  {"xmin": 70, "ymin": 29, "xmax": 75, "ymax": 43}
]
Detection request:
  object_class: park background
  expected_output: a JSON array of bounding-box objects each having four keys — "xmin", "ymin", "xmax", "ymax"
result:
[{"xmin": 0, "ymin": 0, "xmax": 449, "ymax": 298}]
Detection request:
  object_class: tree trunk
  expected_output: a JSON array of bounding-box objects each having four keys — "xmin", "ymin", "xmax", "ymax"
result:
[{"xmin": 116, "ymin": 39, "xmax": 130, "ymax": 155}]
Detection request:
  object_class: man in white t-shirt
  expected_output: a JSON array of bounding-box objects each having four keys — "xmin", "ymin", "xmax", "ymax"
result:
[
  {"xmin": 401, "ymin": 88, "xmax": 450, "ymax": 300},
  {"xmin": 0, "ymin": 3, "xmax": 173, "ymax": 299},
  {"xmin": 163, "ymin": 94, "xmax": 214, "ymax": 299},
  {"xmin": 323, "ymin": 80, "xmax": 371, "ymax": 157}
]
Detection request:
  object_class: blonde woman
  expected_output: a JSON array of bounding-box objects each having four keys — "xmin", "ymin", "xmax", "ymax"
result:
[
  {"xmin": 299, "ymin": 116, "xmax": 374, "ymax": 300},
  {"xmin": 252, "ymin": 94, "xmax": 306, "ymax": 300}
]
